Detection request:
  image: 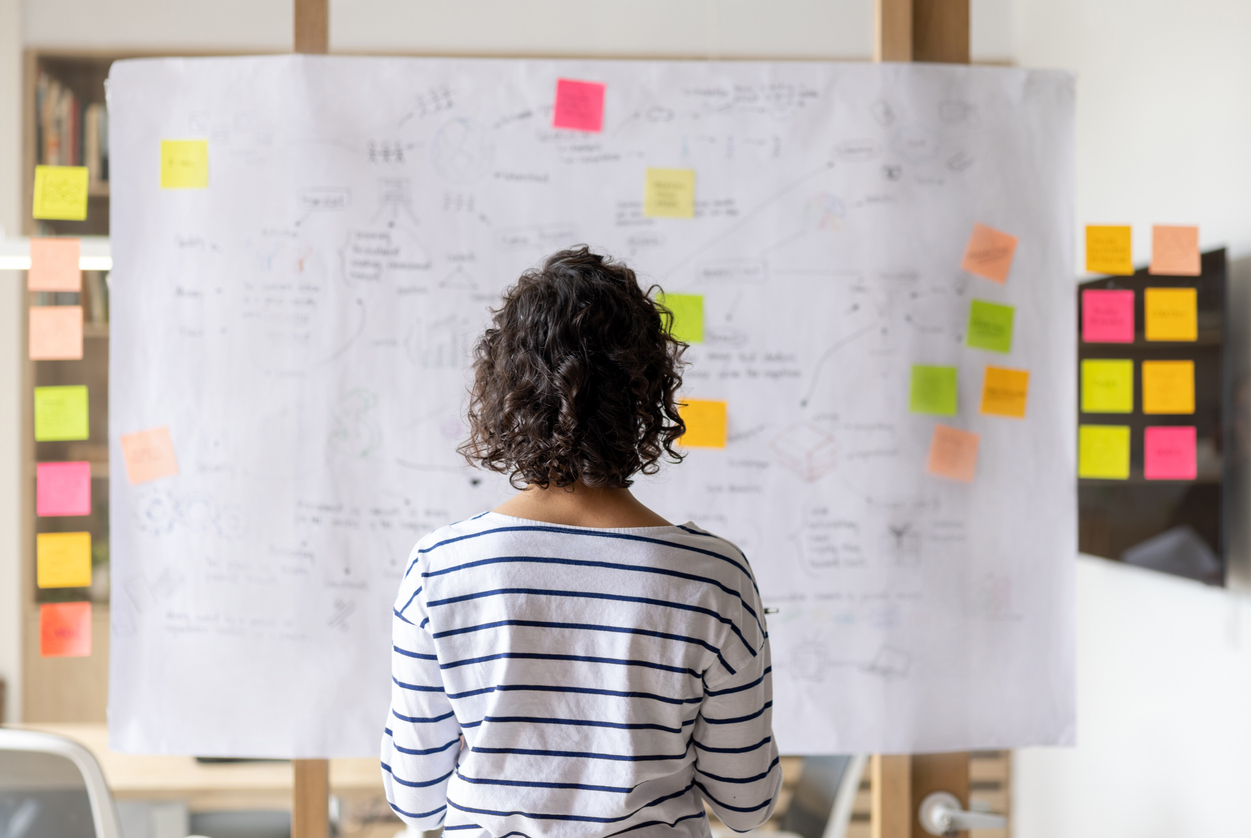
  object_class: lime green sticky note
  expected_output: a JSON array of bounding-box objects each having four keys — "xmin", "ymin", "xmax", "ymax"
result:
[
  {"xmin": 34, "ymin": 385, "xmax": 89, "ymax": 442},
  {"xmin": 1081, "ymin": 359, "xmax": 1134, "ymax": 414},
  {"xmin": 910, "ymin": 365, "xmax": 958, "ymax": 415},
  {"xmin": 32, "ymin": 166, "xmax": 89, "ymax": 221},
  {"xmin": 657, "ymin": 292, "xmax": 704, "ymax": 343},
  {"xmin": 1079, "ymin": 424, "xmax": 1130, "ymax": 479},
  {"xmin": 161, "ymin": 140, "xmax": 209, "ymax": 189},
  {"xmin": 967, "ymin": 299, "xmax": 1015, "ymax": 354}
]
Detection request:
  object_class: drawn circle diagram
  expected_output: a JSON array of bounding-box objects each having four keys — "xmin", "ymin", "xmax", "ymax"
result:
[{"xmin": 431, "ymin": 118, "xmax": 494, "ymax": 183}]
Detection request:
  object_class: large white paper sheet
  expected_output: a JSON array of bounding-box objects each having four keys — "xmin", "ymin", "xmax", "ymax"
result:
[{"xmin": 108, "ymin": 56, "xmax": 1075, "ymax": 757}]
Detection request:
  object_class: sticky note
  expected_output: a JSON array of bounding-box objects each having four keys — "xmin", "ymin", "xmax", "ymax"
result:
[
  {"xmin": 28, "ymin": 237, "xmax": 82, "ymax": 292},
  {"xmin": 36, "ymin": 461, "xmax": 91, "ymax": 517},
  {"xmin": 1082, "ymin": 289, "xmax": 1134, "ymax": 343},
  {"xmin": 980, "ymin": 366, "xmax": 1030, "ymax": 418},
  {"xmin": 679, "ymin": 399, "xmax": 727, "ymax": 448},
  {"xmin": 644, "ymin": 168, "xmax": 696, "ymax": 219},
  {"xmin": 40, "ymin": 602, "xmax": 91, "ymax": 658},
  {"xmin": 966, "ymin": 299, "xmax": 1015, "ymax": 354},
  {"xmin": 1086, "ymin": 226, "xmax": 1134, "ymax": 275},
  {"xmin": 161, "ymin": 140, "xmax": 209, "ymax": 189},
  {"xmin": 121, "ymin": 426, "xmax": 180, "ymax": 484},
  {"xmin": 1150, "ymin": 225, "xmax": 1200, "ymax": 276},
  {"xmin": 1078, "ymin": 425, "xmax": 1131, "ymax": 480},
  {"xmin": 552, "ymin": 78, "xmax": 606, "ymax": 133},
  {"xmin": 657, "ymin": 293, "xmax": 704, "ymax": 343},
  {"xmin": 1144, "ymin": 426, "xmax": 1197, "ymax": 480},
  {"xmin": 1145, "ymin": 287, "xmax": 1197, "ymax": 342},
  {"xmin": 926, "ymin": 424, "xmax": 979, "ymax": 483},
  {"xmin": 960, "ymin": 222, "xmax": 1018, "ymax": 284},
  {"xmin": 1081, "ymin": 360, "xmax": 1134, "ymax": 414},
  {"xmin": 909, "ymin": 365, "xmax": 958, "ymax": 415},
  {"xmin": 1142, "ymin": 360, "xmax": 1195, "ymax": 414},
  {"xmin": 32, "ymin": 165, "xmax": 89, "ymax": 221},
  {"xmin": 34, "ymin": 386, "xmax": 89, "ymax": 442},
  {"xmin": 29, "ymin": 306, "xmax": 84, "ymax": 361},
  {"xmin": 37, "ymin": 532, "xmax": 92, "ymax": 588}
]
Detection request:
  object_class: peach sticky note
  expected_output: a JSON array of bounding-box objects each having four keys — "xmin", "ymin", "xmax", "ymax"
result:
[
  {"xmin": 1086, "ymin": 226, "xmax": 1134, "ymax": 275},
  {"xmin": 679, "ymin": 399, "xmax": 727, "ymax": 448},
  {"xmin": 1144, "ymin": 426, "xmax": 1197, "ymax": 480},
  {"xmin": 1081, "ymin": 360, "xmax": 1134, "ymax": 414},
  {"xmin": 32, "ymin": 165, "xmax": 89, "ymax": 221},
  {"xmin": 961, "ymin": 222, "xmax": 1018, "ymax": 284},
  {"xmin": 29, "ymin": 306, "xmax": 83, "ymax": 360},
  {"xmin": 644, "ymin": 168, "xmax": 696, "ymax": 219},
  {"xmin": 37, "ymin": 532, "xmax": 92, "ymax": 588},
  {"xmin": 1078, "ymin": 425, "xmax": 1130, "ymax": 480},
  {"xmin": 28, "ymin": 237, "xmax": 82, "ymax": 292},
  {"xmin": 980, "ymin": 366, "xmax": 1030, "ymax": 419},
  {"xmin": 1150, "ymin": 225, "xmax": 1200, "ymax": 276},
  {"xmin": 36, "ymin": 461, "xmax": 91, "ymax": 517},
  {"xmin": 120, "ymin": 426, "xmax": 180, "ymax": 484},
  {"xmin": 34, "ymin": 385, "xmax": 89, "ymax": 442},
  {"xmin": 1145, "ymin": 287, "xmax": 1198, "ymax": 342},
  {"xmin": 926, "ymin": 424, "xmax": 979, "ymax": 483},
  {"xmin": 553, "ymin": 78, "xmax": 606, "ymax": 133},
  {"xmin": 1142, "ymin": 360, "xmax": 1195, "ymax": 415},
  {"xmin": 40, "ymin": 602, "xmax": 91, "ymax": 657},
  {"xmin": 1082, "ymin": 289, "xmax": 1134, "ymax": 343},
  {"xmin": 160, "ymin": 140, "xmax": 209, "ymax": 189}
]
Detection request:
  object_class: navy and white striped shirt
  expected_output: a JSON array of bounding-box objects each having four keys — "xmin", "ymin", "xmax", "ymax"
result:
[{"xmin": 381, "ymin": 512, "xmax": 780, "ymax": 838}]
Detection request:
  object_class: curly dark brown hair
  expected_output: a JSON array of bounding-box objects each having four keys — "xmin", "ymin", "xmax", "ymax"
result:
[{"xmin": 458, "ymin": 247, "xmax": 687, "ymax": 489}]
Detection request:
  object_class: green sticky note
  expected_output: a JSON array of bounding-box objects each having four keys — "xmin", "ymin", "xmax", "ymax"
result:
[
  {"xmin": 34, "ymin": 385, "xmax": 89, "ymax": 442},
  {"xmin": 1081, "ymin": 359, "xmax": 1134, "ymax": 413},
  {"xmin": 967, "ymin": 299, "xmax": 1015, "ymax": 354},
  {"xmin": 1079, "ymin": 424, "xmax": 1131, "ymax": 480},
  {"xmin": 658, "ymin": 292, "xmax": 704, "ymax": 343},
  {"xmin": 910, "ymin": 365, "xmax": 958, "ymax": 415}
]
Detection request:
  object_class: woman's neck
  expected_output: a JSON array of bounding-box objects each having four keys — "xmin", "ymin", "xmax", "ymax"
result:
[{"xmin": 492, "ymin": 481, "xmax": 671, "ymax": 529}]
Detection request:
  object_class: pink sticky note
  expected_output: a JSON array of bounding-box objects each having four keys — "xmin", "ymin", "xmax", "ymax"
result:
[
  {"xmin": 36, "ymin": 461, "xmax": 91, "ymax": 517},
  {"xmin": 552, "ymin": 78, "xmax": 606, "ymax": 133},
  {"xmin": 120, "ymin": 426, "xmax": 179, "ymax": 484},
  {"xmin": 1144, "ymin": 426, "xmax": 1197, "ymax": 480},
  {"xmin": 28, "ymin": 238, "xmax": 82, "ymax": 292},
  {"xmin": 1082, "ymin": 289, "xmax": 1135, "ymax": 343},
  {"xmin": 40, "ymin": 602, "xmax": 92, "ymax": 657}
]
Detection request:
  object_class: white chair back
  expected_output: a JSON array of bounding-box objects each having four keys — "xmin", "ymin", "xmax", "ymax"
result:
[{"xmin": 0, "ymin": 728, "xmax": 123, "ymax": 838}]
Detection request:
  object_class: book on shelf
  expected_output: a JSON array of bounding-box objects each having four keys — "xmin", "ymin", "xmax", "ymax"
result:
[{"xmin": 35, "ymin": 70, "xmax": 109, "ymax": 186}]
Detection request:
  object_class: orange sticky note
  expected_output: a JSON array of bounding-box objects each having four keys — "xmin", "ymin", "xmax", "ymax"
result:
[
  {"xmin": 28, "ymin": 238, "xmax": 82, "ymax": 292},
  {"xmin": 1144, "ymin": 287, "xmax": 1197, "ymax": 342},
  {"xmin": 29, "ymin": 306, "xmax": 84, "ymax": 360},
  {"xmin": 926, "ymin": 424, "xmax": 979, "ymax": 483},
  {"xmin": 40, "ymin": 601, "xmax": 92, "ymax": 657},
  {"xmin": 980, "ymin": 366, "xmax": 1030, "ymax": 418},
  {"xmin": 961, "ymin": 222, "xmax": 1018, "ymax": 284},
  {"xmin": 120, "ymin": 426, "xmax": 180, "ymax": 484},
  {"xmin": 37, "ymin": 532, "xmax": 92, "ymax": 588},
  {"xmin": 679, "ymin": 400, "xmax": 727, "ymax": 448},
  {"xmin": 1142, "ymin": 360, "xmax": 1195, "ymax": 415},
  {"xmin": 1086, "ymin": 226, "xmax": 1134, "ymax": 275},
  {"xmin": 1150, "ymin": 225, "xmax": 1200, "ymax": 276}
]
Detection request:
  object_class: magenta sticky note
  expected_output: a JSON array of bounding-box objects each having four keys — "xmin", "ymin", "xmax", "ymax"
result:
[
  {"xmin": 552, "ymin": 78, "xmax": 606, "ymax": 133},
  {"xmin": 1144, "ymin": 426, "xmax": 1197, "ymax": 480},
  {"xmin": 1083, "ymin": 289, "xmax": 1135, "ymax": 343},
  {"xmin": 36, "ymin": 461, "xmax": 92, "ymax": 516}
]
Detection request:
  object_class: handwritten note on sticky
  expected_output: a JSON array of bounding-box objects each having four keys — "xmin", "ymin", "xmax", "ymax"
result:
[
  {"xmin": 1086, "ymin": 226, "xmax": 1134, "ymax": 275},
  {"xmin": 980, "ymin": 366, "xmax": 1030, "ymax": 418},
  {"xmin": 909, "ymin": 365, "xmax": 958, "ymax": 415},
  {"xmin": 32, "ymin": 165, "xmax": 89, "ymax": 220},
  {"xmin": 926, "ymin": 424, "xmax": 980, "ymax": 483},
  {"xmin": 28, "ymin": 237, "xmax": 81, "ymax": 292},
  {"xmin": 1145, "ymin": 426, "xmax": 1197, "ymax": 480},
  {"xmin": 657, "ymin": 292, "xmax": 704, "ymax": 343},
  {"xmin": 644, "ymin": 168, "xmax": 696, "ymax": 218},
  {"xmin": 966, "ymin": 299, "xmax": 1015, "ymax": 354},
  {"xmin": 1145, "ymin": 287, "xmax": 1198, "ymax": 341},
  {"xmin": 36, "ymin": 461, "xmax": 91, "ymax": 517},
  {"xmin": 121, "ymin": 426, "xmax": 180, "ymax": 484},
  {"xmin": 40, "ymin": 602, "xmax": 91, "ymax": 657},
  {"xmin": 34, "ymin": 386, "xmax": 89, "ymax": 442},
  {"xmin": 160, "ymin": 140, "xmax": 209, "ymax": 189},
  {"xmin": 1079, "ymin": 425, "xmax": 1131, "ymax": 480},
  {"xmin": 679, "ymin": 399, "xmax": 727, "ymax": 448},
  {"xmin": 1150, "ymin": 225, "xmax": 1200, "ymax": 276},
  {"xmin": 37, "ymin": 532, "xmax": 92, "ymax": 588},
  {"xmin": 1082, "ymin": 289, "xmax": 1134, "ymax": 343},
  {"xmin": 1142, "ymin": 360, "xmax": 1195, "ymax": 414},
  {"xmin": 29, "ymin": 306, "xmax": 83, "ymax": 361},
  {"xmin": 960, "ymin": 222, "xmax": 1018, "ymax": 284},
  {"xmin": 1081, "ymin": 360, "xmax": 1134, "ymax": 414},
  {"xmin": 553, "ymin": 78, "xmax": 606, "ymax": 132}
]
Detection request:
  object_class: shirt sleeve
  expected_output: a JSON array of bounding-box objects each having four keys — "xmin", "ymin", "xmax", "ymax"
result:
[{"xmin": 380, "ymin": 544, "xmax": 461, "ymax": 829}]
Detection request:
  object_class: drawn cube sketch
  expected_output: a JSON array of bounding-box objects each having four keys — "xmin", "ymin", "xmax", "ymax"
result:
[
  {"xmin": 771, "ymin": 422, "xmax": 838, "ymax": 482},
  {"xmin": 862, "ymin": 645, "xmax": 911, "ymax": 679}
]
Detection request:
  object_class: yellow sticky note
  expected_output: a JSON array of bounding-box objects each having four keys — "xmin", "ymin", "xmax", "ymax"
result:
[
  {"xmin": 161, "ymin": 140, "xmax": 209, "ymax": 189},
  {"xmin": 32, "ymin": 165, "xmax": 89, "ymax": 221},
  {"xmin": 1079, "ymin": 425, "xmax": 1131, "ymax": 480},
  {"xmin": 679, "ymin": 399, "xmax": 727, "ymax": 448},
  {"xmin": 34, "ymin": 385, "xmax": 89, "ymax": 442},
  {"xmin": 1142, "ymin": 360, "xmax": 1195, "ymax": 415},
  {"xmin": 1144, "ymin": 287, "xmax": 1197, "ymax": 342},
  {"xmin": 644, "ymin": 168, "xmax": 695, "ymax": 218},
  {"xmin": 1086, "ymin": 226, "xmax": 1134, "ymax": 275},
  {"xmin": 980, "ymin": 366, "xmax": 1030, "ymax": 418},
  {"xmin": 36, "ymin": 532, "xmax": 92, "ymax": 588},
  {"xmin": 1081, "ymin": 360, "xmax": 1134, "ymax": 414}
]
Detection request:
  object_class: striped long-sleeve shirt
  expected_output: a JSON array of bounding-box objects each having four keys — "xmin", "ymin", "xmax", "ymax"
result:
[{"xmin": 381, "ymin": 512, "xmax": 780, "ymax": 838}]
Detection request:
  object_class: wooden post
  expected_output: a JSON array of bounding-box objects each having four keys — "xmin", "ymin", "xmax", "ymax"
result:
[
  {"xmin": 870, "ymin": 755, "xmax": 911, "ymax": 838},
  {"xmin": 294, "ymin": 0, "xmax": 329, "ymax": 54}
]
